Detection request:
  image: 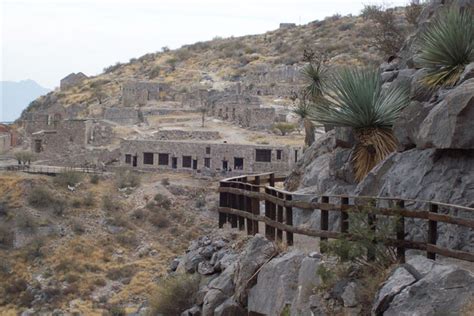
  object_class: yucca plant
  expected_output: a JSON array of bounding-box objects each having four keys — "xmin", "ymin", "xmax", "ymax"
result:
[
  {"xmin": 309, "ymin": 68, "xmax": 409, "ymax": 181},
  {"xmin": 292, "ymin": 99, "xmax": 315, "ymax": 148},
  {"xmin": 416, "ymin": 5, "xmax": 474, "ymax": 88},
  {"xmin": 301, "ymin": 60, "xmax": 328, "ymax": 101}
]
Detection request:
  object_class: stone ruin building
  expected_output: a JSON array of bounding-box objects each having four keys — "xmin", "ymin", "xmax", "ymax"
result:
[
  {"xmin": 103, "ymin": 107, "xmax": 142, "ymax": 125},
  {"xmin": 60, "ymin": 72, "xmax": 88, "ymax": 90},
  {"xmin": 208, "ymin": 90, "xmax": 277, "ymax": 129},
  {"xmin": 0, "ymin": 124, "xmax": 15, "ymax": 153},
  {"xmin": 120, "ymin": 138, "xmax": 301, "ymax": 174},
  {"xmin": 122, "ymin": 81, "xmax": 170, "ymax": 106}
]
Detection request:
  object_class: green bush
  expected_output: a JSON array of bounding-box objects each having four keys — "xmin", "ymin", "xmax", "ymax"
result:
[
  {"xmin": 115, "ymin": 169, "xmax": 141, "ymax": 189},
  {"xmin": 83, "ymin": 192, "xmax": 95, "ymax": 207},
  {"xmin": 103, "ymin": 195, "xmax": 121, "ymax": 212},
  {"xmin": 52, "ymin": 197, "xmax": 68, "ymax": 216},
  {"xmin": 149, "ymin": 274, "xmax": 200, "ymax": 316},
  {"xmin": 161, "ymin": 178, "xmax": 170, "ymax": 186},
  {"xmin": 153, "ymin": 193, "xmax": 172, "ymax": 210},
  {"xmin": 28, "ymin": 187, "xmax": 54, "ymax": 208},
  {"xmin": 15, "ymin": 212, "xmax": 38, "ymax": 231},
  {"xmin": 149, "ymin": 213, "xmax": 170, "ymax": 228},
  {"xmin": 90, "ymin": 174, "xmax": 100, "ymax": 184},
  {"xmin": 273, "ymin": 122, "xmax": 296, "ymax": 136},
  {"xmin": 54, "ymin": 171, "xmax": 83, "ymax": 187},
  {"xmin": 0, "ymin": 224, "xmax": 13, "ymax": 248}
]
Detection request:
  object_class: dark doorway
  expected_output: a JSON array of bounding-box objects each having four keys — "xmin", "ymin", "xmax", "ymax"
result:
[
  {"xmin": 34, "ymin": 140, "xmax": 42, "ymax": 153},
  {"xmin": 132, "ymin": 155, "xmax": 138, "ymax": 167},
  {"xmin": 294, "ymin": 149, "xmax": 298, "ymax": 163},
  {"xmin": 172, "ymin": 157, "xmax": 178, "ymax": 169},
  {"xmin": 192, "ymin": 159, "xmax": 198, "ymax": 170},
  {"xmin": 222, "ymin": 160, "xmax": 228, "ymax": 170},
  {"xmin": 234, "ymin": 157, "xmax": 244, "ymax": 170}
]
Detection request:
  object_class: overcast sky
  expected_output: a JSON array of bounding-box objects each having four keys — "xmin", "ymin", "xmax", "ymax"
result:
[{"xmin": 1, "ymin": 0, "xmax": 408, "ymax": 89}]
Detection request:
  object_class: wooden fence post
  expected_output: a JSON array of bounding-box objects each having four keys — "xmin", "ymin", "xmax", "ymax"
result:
[
  {"xmin": 269, "ymin": 173, "xmax": 275, "ymax": 187},
  {"xmin": 276, "ymin": 191, "xmax": 284, "ymax": 243},
  {"xmin": 265, "ymin": 187, "xmax": 276, "ymax": 241},
  {"xmin": 218, "ymin": 181, "xmax": 228, "ymax": 227},
  {"xmin": 427, "ymin": 203, "xmax": 438, "ymax": 260},
  {"xmin": 238, "ymin": 180, "xmax": 245, "ymax": 231},
  {"xmin": 340, "ymin": 197, "xmax": 349, "ymax": 233},
  {"xmin": 320, "ymin": 196, "xmax": 329, "ymax": 253},
  {"xmin": 245, "ymin": 183, "xmax": 253, "ymax": 236},
  {"xmin": 251, "ymin": 176, "xmax": 260, "ymax": 234},
  {"xmin": 228, "ymin": 182, "xmax": 238, "ymax": 228},
  {"xmin": 396, "ymin": 200, "xmax": 406, "ymax": 263},
  {"xmin": 285, "ymin": 194, "xmax": 294, "ymax": 246}
]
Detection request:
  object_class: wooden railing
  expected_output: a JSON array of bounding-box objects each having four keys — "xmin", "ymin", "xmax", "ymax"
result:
[
  {"xmin": 218, "ymin": 172, "xmax": 474, "ymax": 263},
  {"xmin": 2, "ymin": 164, "xmax": 102, "ymax": 175}
]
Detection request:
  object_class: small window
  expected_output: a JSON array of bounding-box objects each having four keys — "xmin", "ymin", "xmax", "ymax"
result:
[
  {"xmin": 234, "ymin": 157, "xmax": 244, "ymax": 170},
  {"xmin": 204, "ymin": 157, "xmax": 211, "ymax": 168},
  {"xmin": 143, "ymin": 152, "xmax": 154, "ymax": 165},
  {"xmin": 34, "ymin": 140, "xmax": 42, "ymax": 153},
  {"xmin": 158, "ymin": 153, "xmax": 169, "ymax": 166},
  {"xmin": 206, "ymin": 147, "xmax": 211, "ymax": 154},
  {"xmin": 276, "ymin": 150, "xmax": 282, "ymax": 160},
  {"xmin": 125, "ymin": 154, "xmax": 132, "ymax": 164},
  {"xmin": 255, "ymin": 149, "xmax": 272, "ymax": 162},
  {"xmin": 182, "ymin": 156, "xmax": 192, "ymax": 168}
]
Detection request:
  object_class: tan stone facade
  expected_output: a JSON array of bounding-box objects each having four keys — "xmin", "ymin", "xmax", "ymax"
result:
[
  {"xmin": 120, "ymin": 139, "xmax": 301, "ymax": 173},
  {"xmin": 122, "ymin": 81, "xmax": 169, "ymax": 106}
]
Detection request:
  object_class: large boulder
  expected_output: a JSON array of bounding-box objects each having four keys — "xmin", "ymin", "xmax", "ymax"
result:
[
  {"xmin": 356, "ymin": 148, "xmax": 474, "ymax": 251},
  {"xmin": 393, "ymin": 101, "xmax": 433, "ymax": 150},
  {"xmin": 417, "ymin": 79, "xmax": 474, "ymax": 149},
  {"xmin": 247, "ymin": 251, "xmax": 305, "ymax": 315},
  {"xmin": 376, "ymin": 256, "xmax": 474, "ymax": 316},
  {"xmin": 233, "ymin": 234, "xmax": 277, "ymax": 304},
  {"xmin": 202, "ymin": 263, "xmax": 236, "ymax": 316}
]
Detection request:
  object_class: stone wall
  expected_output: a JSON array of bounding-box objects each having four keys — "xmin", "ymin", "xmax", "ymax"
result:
[
  {"xmin": 60, "ymin": 72, "xmax": 88, "ymax": 90},
  {"xmin": 103, "ymin": 107, "xmax": 140, "ymax": 125},
  {"xmin": 87, "ymin": 121, "xmax": 116, "ymax": 146},
  {"xmin": 122, "ymin": 81, "xmax": 169, "ymax": 106},
  {"xmin": 120, "ymin": 139, "xmax": 301, "ymax": 174},
  {"xmin": 154, "ymin": 130, "xmax": 220, "ymax": 141},
  {"xmin": 243, "ymin": 108, "xmax": 276, "ymax": 129},
  {"xmin": 0, "ymin": 133, "xmax": 11, "ymax": 153}
]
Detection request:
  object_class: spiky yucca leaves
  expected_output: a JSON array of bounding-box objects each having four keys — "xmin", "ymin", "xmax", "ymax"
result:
[
  {"xmin": 309, "ymin": 68, "xmax": 408, "ymax": 181},
  {"xmin": 301, "ymin": 60, "xmax": 328, "ymax": 101},
  {"xmin": 417, "ymin": 5, "xmax": 474, "ymax": 88}
]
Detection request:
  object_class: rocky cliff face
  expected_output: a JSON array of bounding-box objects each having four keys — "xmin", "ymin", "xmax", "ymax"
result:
[{"xmin": 287, "ymin": 0, "xmax": 474, "ymax": 251}]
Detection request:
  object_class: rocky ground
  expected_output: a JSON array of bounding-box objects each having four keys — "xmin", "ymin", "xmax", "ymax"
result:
[
  {"xmin": 0, "ymin": 170, "xmax": 217, "ymax": 315},
  {"xmin": 160, "ymin": 231, "xmax": 474, "ymax": 315}
]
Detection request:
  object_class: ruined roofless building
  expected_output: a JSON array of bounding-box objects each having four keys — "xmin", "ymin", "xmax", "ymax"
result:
[
  {"xmin": 60, "ymin": 72, "xmax": 88, "ymax": 90},
  {"xmin": 122, "ymin": 81, "xmax": 168, "ymax": 106}
]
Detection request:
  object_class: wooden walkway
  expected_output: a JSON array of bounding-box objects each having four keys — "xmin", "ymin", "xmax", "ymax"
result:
[
  {"xmin": 218, "ymin": 172, "xmax": 474, "ymax": 263},
  {"xmin": 1, "ymin": 164, "xmax": 102, "ymax": 175}
]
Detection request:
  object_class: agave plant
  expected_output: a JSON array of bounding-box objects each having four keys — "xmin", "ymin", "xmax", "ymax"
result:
[
  {"xmin": 309, "ymin": 68, "xmax": 409, "ymax": 181},
  {"xmin": 416, "ymin": 5, "xmax": 474, "ymax": 88},
  {"xmin": 292, "ymin": 99, "xmax": 315, "ymax": 149}
]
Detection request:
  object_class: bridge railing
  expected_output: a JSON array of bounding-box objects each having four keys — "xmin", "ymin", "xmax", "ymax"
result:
[{"xmin": 218, "ymin": 172, "xmax": 474, "ymax": 263}]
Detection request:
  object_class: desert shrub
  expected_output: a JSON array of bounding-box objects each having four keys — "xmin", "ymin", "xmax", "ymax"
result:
[
  {"xmin": 0, "ymin": 258, "xmax": 11, "ymax": 275},
  {"xmin": 405, "ymin": 0, "xmax": 424, "ymax": 26},
  {"xmin": 94, "ymin": 277, "xmax": 107, "ymax": 287},
  {"xmin": 149, "ymin": 213, "xmax": 170, "ymax": 228},
  {"xmin": 0, "ymin": 200, "xmax": 9, "ymax": 217},
  {"xmin": 362, "ymin": 5, "xmax": 406, "ymax": 56},
  {"xmin": 72, "ymin": 199, "xmax": 82, "ymax": 208},
  {"xmin": 63, "ymin": 273, "xmax": 80, "ymax": 283},
  {"xmin": 273, "ymin": 122, "xmax": 296, "ymax": 136},
  {"xmin": 153, "ymin": 193, "xmax": 172, "ymax": 210},
  {"xmin": 131, "ymin": 208, "xmax": 149, "ymax": 220},
  {"xmin": 106, "ymin": 305, "xmax": 126, "ymax": 316},
  {"xmin": 321, "ymin": 209, "xmax": 398, "ymax": 271},
  {"xmin": 71, "ymin": 220, "xmax": 85, "ymax": 235},
  {"xmin": 103, "ymin": 195, "xmax": 121, "ymax": 212},
  {"xmin": 149, "ymin": 274, "xmax": 200, "ymax": 316},
  {"xmin": 28, "ymin": 186, "xmax": 54, "ymax": 207},
  {"xmin": 338, "ymin": 22, "xmax": 355, "ymax": 31},
  {"xmin": 115, "ymin": 169, "xmax": 140, "ymax": 189},
  {"xmin": 0, "ymin": 224, "xmax": 13, "ymax": 248},
  {"xmin": 4, "ymin": 277, "xmax": 28, "ymax": 295},
  {"xmin": 195, "ymin": 195, "xmax": 206, "ymax": 209},
  {"xmin": 107, "ymin": 213, "xmax": 129, "ymax": 228},
  {"xmin": 149, "ymin": 65, "xmax": 161, "ymax": 79},
  {"xmin": 90, "ymin": 174, "xmax": 100, "ymax": 184},
  {"xmin": 83, "ymin": 192, "xmax": 95, "ymax": 207},
  {"xmin": 416, "ymin": 5, "xmax": 474, "ymax": 88},
  {"xmin": 54, "ymin": 171, "xmax": 83, "ymax": 187},
  {"xmin": 106, "ymin": 264, "xmax": 137, "ymax": 281},
  {"xmin": 161, "ymin": 178, "xmax": 170, "ymax": 186},
  {"xmin": 103, "ymin": 62, "xmax": 122, "ymax": 74},
  {"xmin": 25, "ymin": 237, "xmax": 45, "ymax": 260},
  {"xmin": 52, "ymin": 197, "xmax": 68, "ymax": 216},
  {"xmin": 15, "ymin": 212, "xmax": 38, "ymax": 231},
  {"xmin": 115, "ymin": 231, "xmax": 139, "ymax": 247}
]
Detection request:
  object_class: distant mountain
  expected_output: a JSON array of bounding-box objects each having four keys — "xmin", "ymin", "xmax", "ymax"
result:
[{"xmin": 0, "ymin": 79, "xmax": 50, "ymax": 122}]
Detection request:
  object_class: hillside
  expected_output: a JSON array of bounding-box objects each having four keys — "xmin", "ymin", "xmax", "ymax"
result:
[{"xmin": 20, "ymin": 9, "xmax": 410, "ymax": 120}]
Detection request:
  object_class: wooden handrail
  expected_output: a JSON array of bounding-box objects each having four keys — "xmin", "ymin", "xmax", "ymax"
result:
[{"xmin": 218, "ymin": 172, "xmax": 474, "ymax": 263}]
